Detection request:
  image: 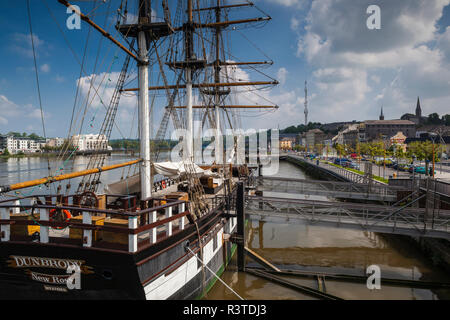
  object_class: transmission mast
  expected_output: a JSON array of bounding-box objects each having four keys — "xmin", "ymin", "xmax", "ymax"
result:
[{"xmin": 304, "ymin": 80, "xmax": 308, "ymax": 125}]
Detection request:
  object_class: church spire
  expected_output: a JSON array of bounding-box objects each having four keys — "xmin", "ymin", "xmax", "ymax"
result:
[
  {"xmin": 379, "ymin": 106, "xmax": 384, "ymax": 120},
  {"xmin": 415, "ymin": 96, "xmax": 422, "ymax": 118}
]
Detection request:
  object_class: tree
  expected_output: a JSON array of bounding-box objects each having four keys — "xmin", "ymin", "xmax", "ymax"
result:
[
  {"xmin": 314, "ymin": 143, "xmax": 325, "ymax": 155},
  {"xmin": 407, "ymin": 141, "xmax": 444, "ymax": 175},
  {"xmin": 334, "ymin": 143, "xmax": 346, "ymax": 158},
  {"xmin": 3, "ymin": 148, "xmax": 10, "ymax": 156},
  {"xmin": 293, "ymin": 144, "xmax": 305, "ymax": 152},
  {"xmin": 442, "ymin": 114, "xmax": 450, "ymax": 126},
  {"xmin": 427, "ymin": 113, "xmax": 441, "ymax": 125},
  {"xmin": 394, "ymin": 147, "xmax": 406, "ymax": 160},
  {"xmin": 359, "ymin": 142, "xmax": 370, "ymax": 157},
  {"xmin": 28, "ymin": 133, "xmax": 43, "ymax": 140},
  {"xmin": 365, "ymin": 141, "xmax": 384, "ymax": 161},
  {"xmin": 7, "ymin": 132, "xmax": 21, "ymax": 137}
]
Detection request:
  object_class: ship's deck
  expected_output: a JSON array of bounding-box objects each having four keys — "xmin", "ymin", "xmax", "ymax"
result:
[
  {"xmin": 155, "ymin": 176, "xmax": 239, "ymax": 203},
  {"xmin": 43, "ymin": 177, "xmax": 236, "ymax": 240},
  {"xmin": 0, "ymin": 168, "xmax": 248, "ymax": 254}
]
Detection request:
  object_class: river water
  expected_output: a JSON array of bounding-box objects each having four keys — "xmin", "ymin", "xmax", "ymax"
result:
[
  {"xmin": 1, "ymin": 156, "xmax": 449, "ymax": 299},
  {"xmin": 205, "ymin": 160, "xmax": 450, "ymax": 300},
  {"xmin": 0, "ymin": 152, "xmax": 168, "ymax": 198}
]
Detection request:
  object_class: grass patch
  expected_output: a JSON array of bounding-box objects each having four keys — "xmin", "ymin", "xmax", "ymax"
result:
[{"xmin": 326, "ymin": 162, "xmax": 388, "ymax": 184}]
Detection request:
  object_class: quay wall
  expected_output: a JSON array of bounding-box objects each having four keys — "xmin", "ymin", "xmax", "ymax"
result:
[
  {"xmin": 279, "ymin": 155, "xmax": 450, "ymax": 274},
  {"xmin": 280, "ymin": 155, "xmax": 349, "ymax": 182}
]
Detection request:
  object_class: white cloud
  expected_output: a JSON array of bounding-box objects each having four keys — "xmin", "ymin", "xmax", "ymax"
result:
[
  {"xmin": 293, "ymin": 0, "xmax": 450, "ymax": 122},
  {"xmin": 216, "ymin": 64, "xmax": 305, "ymax": 129},
  {"xmin": 26, "ymin": 107, "xmax": 46, "ymax": 120},
  {"xmin": 277, "ymin": 67, "xmax": 288, "ymax": 85},
  {"xmin": 0, "ymin": 95, "xmax": 21, "ymax": 118},
  {"xmin": 371, "ymin": 75, "xmax": 381, "ymax": 84},
  {"xmin": 0, "ymin": 95, "xmax": 48, "ymax": 131},
  {"xmin": 78, "ymin": 72, "xmax": 137, "ymax": 110},
  {"xmin": 55, "ymin": 75, "xmax": 65, "ymax": 83},
  {"xmin": 75, "ymin": 72, "xmax": 138, "ymax": 136},
  {"xmin": 265, "ymin": 0, "xmax": 305, "ymax": 8},
  {"xmin": 290, "ymin": 17, "xmax": 300, "ymax": 31},
  {"xmin": 10, "ymin": 33, "xmax": 45, "ymax": 58},
  {"xmin": 40, "ymin": 64, "xmax": 50, "ymax": 73}
]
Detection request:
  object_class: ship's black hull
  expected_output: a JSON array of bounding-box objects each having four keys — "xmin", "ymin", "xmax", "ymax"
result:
[{"xmin": 0, "ymin": 208, "xmax": 237, "ymax": 300}]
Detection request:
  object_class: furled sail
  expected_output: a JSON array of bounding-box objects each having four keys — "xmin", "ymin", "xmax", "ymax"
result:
[{"xmin": 104, "ymin": 161, "xmax": 218, "ymax": 195}]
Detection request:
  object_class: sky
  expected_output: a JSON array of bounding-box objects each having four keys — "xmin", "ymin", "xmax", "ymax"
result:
[{"xmin": 1, "ymin": 0, "xmax": 450, "ymax": 139}]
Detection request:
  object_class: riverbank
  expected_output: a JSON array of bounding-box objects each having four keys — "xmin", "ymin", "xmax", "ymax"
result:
[
  {"xmin": 0, "ymin": 150, "xmax": 134, "ymax": 159},
  {"xmin": 0, "ymin": 153, "xmax": 59, "ymax": 159}
]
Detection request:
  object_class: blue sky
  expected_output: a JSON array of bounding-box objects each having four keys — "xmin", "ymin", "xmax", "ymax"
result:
[{"xmin": 1, "ymin": 0, "xmax": 450, "ymax": 139}]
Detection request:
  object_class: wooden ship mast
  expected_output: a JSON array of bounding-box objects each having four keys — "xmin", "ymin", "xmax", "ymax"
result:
[{"xmin": 1, "ymin": 0, "xmax": 279, "ymax": 198}]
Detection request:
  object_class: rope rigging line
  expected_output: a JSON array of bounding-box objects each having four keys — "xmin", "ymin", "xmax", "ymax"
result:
[
  {"xmin": 42, "ymin": 0, "xmax": 131, "ymax": 143},
  {"xmin": 245, "ymin": 0, "xmax": 271, "ymax": 19},
  {"xmin": 186, "ymin": 246, "xmax": 244, "ymax": 300},
  {"xmin": 79, "ymin": 46, "xmax": 134, "ymax": 193},
  {"xmin": 40, "ymin": 0, "xmax": 137, "ymax": 196},
  {"xmin": 192, "ymin": 28, "xmax": 277, "ymax": 82},
  {"xmin": 44, "ymin": 0, "xmax": 95, "ymax": 165},
  {"xmin": 26, "ymin": 0, "xmax": 50, "ymax": 177},
  {"xmin": 75, "ymin": 0, "xmax": 113, "ymax": 143}
]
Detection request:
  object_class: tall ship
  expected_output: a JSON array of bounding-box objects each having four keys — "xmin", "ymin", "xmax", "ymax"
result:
[{"xmin": 0, "ymin": 0, "xmax": 277, "ymax": 299}]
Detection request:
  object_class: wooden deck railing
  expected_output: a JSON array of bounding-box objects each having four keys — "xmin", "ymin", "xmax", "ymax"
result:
[{"xmin": 0, "ymin": 194, "xmax": 189, "ymax": 253}]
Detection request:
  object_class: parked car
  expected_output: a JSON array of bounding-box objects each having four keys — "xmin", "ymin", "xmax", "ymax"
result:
[
  {"xmin": 334, "ymin": 158, "xmax": 350, "ymax": 166},
  {"xmin": 399, "ymin": 164, "xmax": 409, "ymax": 172},
  {"xmin": 342, "ymin": 161, "xmax": 351, "ymax": 167},
  {"xmin": 348, "ymin": 162, "xmax": 360, "ymax": 170},
  {"xmin": 413, "ymin": 166, "xmax": 435, "ymax": 175},
  {"xmin": 414, "ymin": 166, "xmax": 426, "ymax": 174},
  {"xmin": 386, "ymin": 161, "xmax": 396, "ymax": 168}
]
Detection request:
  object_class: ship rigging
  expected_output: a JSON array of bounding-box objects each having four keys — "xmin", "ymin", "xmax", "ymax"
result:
[{"xmin": 0, "ymin": 0, "xmax": 278, "ymax": 300}]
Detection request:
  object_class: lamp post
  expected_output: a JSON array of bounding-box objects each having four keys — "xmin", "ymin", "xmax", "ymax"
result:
[
  {"xmin": 381, "ymin": 135, "xmax": 387, "ymax": 180},
  {"xmin": 429, "ymin": 132, "xmax": 437, "ymax": 178},
  {"xmin": 434, "ymin": 128, "xmax": 449, "ymax": 176}
]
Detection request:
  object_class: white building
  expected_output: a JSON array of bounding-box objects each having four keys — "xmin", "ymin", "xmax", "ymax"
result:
[
  {"xmin": 45, "ymin": 137, "xmax": 66, "ymax": 148},
  {"xmin": 71, "ymin": 134, "xmax": 110, "ymax": 151},
  {"xmin": 0, "ymin": 136, "xmax": 42, "ymax": 154}
]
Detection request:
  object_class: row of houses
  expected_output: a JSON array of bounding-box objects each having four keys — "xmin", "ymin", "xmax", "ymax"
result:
[
  {"xmin": 330, "ymin": 119, "xmax": 417, "ymax": 148},
  {"xmin": 0, "ymin": 134, "xmax": 110, "ymax": 154},
  {"xmin": 280, "ymin": 121, "xmax": 449, "ymax": 155},
  {"xmin": 0, "ymin": 136, "xmax": 45, "ymax": 154}
]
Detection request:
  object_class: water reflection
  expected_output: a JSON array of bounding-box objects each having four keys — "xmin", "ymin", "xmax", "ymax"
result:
[
  {"xmin": 0, "ymin": 152, "xmax": 170, "ymax": 198},
  {"xmin": 205, "ymin": 160, "xmax": 450, "ymax": 300}
]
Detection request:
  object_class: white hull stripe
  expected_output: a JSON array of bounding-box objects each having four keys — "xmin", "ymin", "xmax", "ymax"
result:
[{"xmin": 144, "ymin": 218, "xmax": 236, "ymax": 300}]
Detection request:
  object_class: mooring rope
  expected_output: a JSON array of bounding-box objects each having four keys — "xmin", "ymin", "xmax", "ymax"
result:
[
  {"xmin": 186, "ymin": 247, "xmax": 244, "ymax": 300},
  {"xmin": 193, "ymin": 221, "xmax": 207, "ymax": 298}
]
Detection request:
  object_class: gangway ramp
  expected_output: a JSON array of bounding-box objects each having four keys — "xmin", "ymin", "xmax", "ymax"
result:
[
  {"xmin": 255, "ymin": 176, "xmax": 401, "ymax": 202},
  {"xmin": 245, "ymin": 196, "xmax": 450, "ymax": 240}
]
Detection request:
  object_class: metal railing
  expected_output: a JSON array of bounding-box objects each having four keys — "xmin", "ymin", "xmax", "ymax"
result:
[
  {"xmin": 243, "ymin": 195, "xmax": 450, "ymax": 239},
  {"xmin": 254, "ymin": 176, "xmax": 401, "ymax": 201},
  {"xmin": 0, "ymin": 194, "xmax": 188, "ymax": 253}
]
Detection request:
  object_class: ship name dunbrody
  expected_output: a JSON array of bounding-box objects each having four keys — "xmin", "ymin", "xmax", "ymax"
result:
[{"xmin": 7, "ymin": 255, "xmax": 92, "ymax": 274}]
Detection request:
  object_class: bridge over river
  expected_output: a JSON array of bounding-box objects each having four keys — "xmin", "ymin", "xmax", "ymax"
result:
[
  {"xmin": 230, "ymin": 154, "xmax": 450, "ymax": 240},
  {"xmin": 244, "ymin": 195, "xmax": 450, "ymax": 240}
]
